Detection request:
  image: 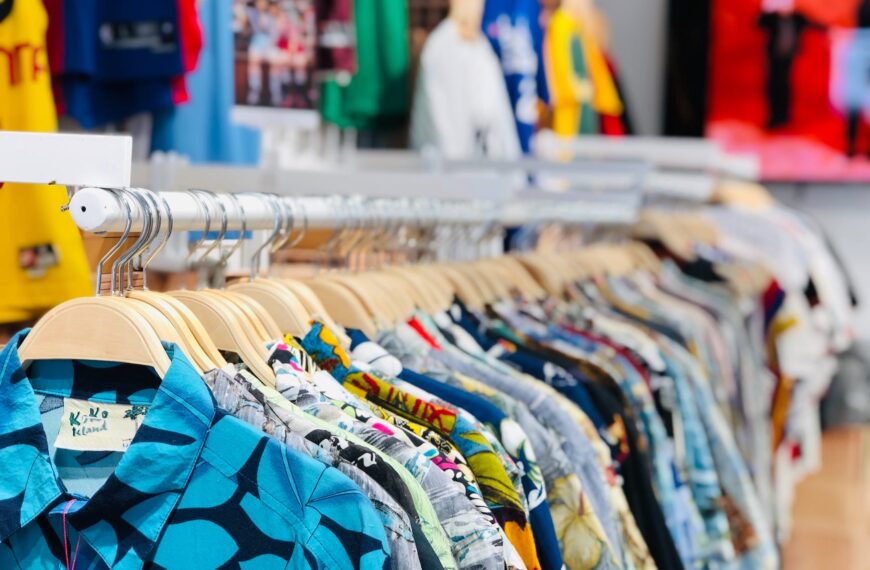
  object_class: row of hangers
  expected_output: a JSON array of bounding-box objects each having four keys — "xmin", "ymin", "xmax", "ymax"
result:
[{"xmin": 18, "ymin": 185, "xmax": 734, "ymax": 389}]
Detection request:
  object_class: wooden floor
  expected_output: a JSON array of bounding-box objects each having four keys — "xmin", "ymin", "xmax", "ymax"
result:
[{"xmin": 782, "ymin": 427, "xmax": 870, "ymax": 569}]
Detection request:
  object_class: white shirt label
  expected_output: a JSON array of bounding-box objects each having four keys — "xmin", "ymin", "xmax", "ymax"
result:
[{"xmin": 55, "ymin": 400, "xmax": 148, "ymax": 452}]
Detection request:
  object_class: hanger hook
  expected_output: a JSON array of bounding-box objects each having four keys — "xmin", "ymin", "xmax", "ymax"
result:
[
  {"xmin": 270, "ymin": 197, "xmax": 294, "ymax": 254},
  {"xmin": 284, "ymin": 198, "xmax": 308, "ymax": 251},
  {"xmin": 217, "ymin": 193, "xmax": 247, "ymax": 268},
  {"xmin": 320, "ymin": 196, "xmax": 347, "ymax": 272},
  {"xmin": 134, "ymin": 188, "xmax": 163, "ymax": 290},
  {"xmin": 244, "ymin": 192, "xmax": 282, "ymax": 281},
  {"xmin": 190, "ymin": 189, "xmax": 228, "ymax": 267},
  {"xmin": 185, "ymin": 189, "xmax": 212, "ymax": 269},
  {"xmin": 109, "ymin": 188, "xmax": 151, "ymax": 295},
  {"xmin": 115, "ymin": 188, "xmax": 156, "ymax": 292},
  {"xmin": 139, "ymin": 189, "xmax": 174, "ymax": 290},
  {"xmin": 95, "ymin": 188, "xmax": 135, "ymax": 296}
]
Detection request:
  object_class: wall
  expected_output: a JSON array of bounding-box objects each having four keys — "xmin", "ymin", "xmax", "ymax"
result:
[
  {"xmin": 769, "ymin": 183, "xmax": 870, "ymax": 342},
  {"xmin": 598, "ymin": 0, "xmax": 669, "ymax": 135}
]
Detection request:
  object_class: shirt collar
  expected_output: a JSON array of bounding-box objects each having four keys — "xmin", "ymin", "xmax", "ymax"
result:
[{"xmin": 0, "ymin": 329, "xmax": 216, "ymax": 569}]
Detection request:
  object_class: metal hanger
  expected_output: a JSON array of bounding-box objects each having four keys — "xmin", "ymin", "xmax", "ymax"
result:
[
  {"xmin": 263, "ymin": 198, "xmax": 353, "ymax": 345},
  {"xmin": 169, "ymin": 190, "xmax": 277, "ymax": 385},
  {"xmin": 307, "ymin": 198, "xmax": 380, "ymax": 337},
  {"xmin": 229, "ymin": 193, "xmax": 312, "ymax": 337},
  {"xmin": 128, "ymin": 188, "xmax": 228, "ymax": 371}
]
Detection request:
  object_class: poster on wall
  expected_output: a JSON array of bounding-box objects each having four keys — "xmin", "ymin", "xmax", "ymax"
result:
[
  {"xmin": 232, "ymin": 0, "xmax": 318, "ymax": 111},
  {"xmin": 708, "ymin": 0, "xmax": 870, "ymax": 181}
]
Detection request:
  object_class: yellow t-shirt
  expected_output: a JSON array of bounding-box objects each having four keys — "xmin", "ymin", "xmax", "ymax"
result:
[
  {"xmin": 0, "ymin": 0, "xmax": 91, "ymax": 322},
  {"xmin": 544, "ymin": 8, "xmax": 623, "ymax": 136}
]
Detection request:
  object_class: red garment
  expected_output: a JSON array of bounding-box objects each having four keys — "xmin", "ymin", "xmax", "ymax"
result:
[
  {"xmin": 43, "ymin": 0, "xmax": 65, "ymax": 113},
  {"xmin": 316, "ymin": 0, "xmax": 356, "ymax": 73},
  {"xmin": 407, "ymin": 318, "xmax": 442, "ymax": 350},
  {"xmin": 172, "ymin": 0, "xmax": 204, "ymax": 104},
  {"xmin": 599, "ymin": 54, "xmax": 628, "ymax": 136}
]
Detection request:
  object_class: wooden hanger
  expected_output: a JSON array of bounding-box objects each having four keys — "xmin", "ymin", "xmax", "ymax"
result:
[
  {"xmin": 319, "ymin": 273, "xmax": 395, "ymax": 325},
  {"xmin": 462, "ymin": 261, "xmax": 509, "ymax": 302},
  {"xmin": 368, "ymin": 271, "xmax": 418, "ymax": 320},
  {"xmin": 406, "ymin": 265, "xmax": 457, "ymax": 312},
  {"xmin": 305, "ymin": 278, "xmax": 379, "ymax": 337},
  {"xmin": 434, "ymin": 264, "xmax": 486, "ymax": 311},
  {"xmin": 19, "ymin": 297, "xmax": 173, "ymax": 377},
  {"xmin": 114, "ymin": 189, "xmax": 225, "ymax": 373},
  {"xmin": 19, "ymin": 196, "xmax": 172, "ymax": 376},
  {"xmin": 495, "ymin": 256, "xmax": 549, "ymax": 300},
  {"xmin": 127, "ymin": 290, "xmax": 219, "ymax": 372},
  {"xmin": 229, "ymin": 280, "xmax": 310, "ymax": 337},
  {"xmin": 105, "ymin": 275, "xmax": 201, "ymax": 375},
  {"xmin": 275, "ymin": 278, "xmax": 353, "ymax": 345},
  {"xmin": 451, "ymin": 263, "xmax": 498, "ymax": 305},
  {"xmin": 165, "ymin": 190, "xmax": 276, "ymax": 384},
  {"xmin": 383, "ymin": 266, "xmax": 442, "ymax": 313},
  {"xmin": 516, "ymin": 254, "xmax": 565, "ymax": 297},
  {"xmin": 208, "ymin": 290, "xmax": 282, "ymax": 340},
  {"xmin": 169, "ymin": 290, "xmax": 276, "ymax": 385}
]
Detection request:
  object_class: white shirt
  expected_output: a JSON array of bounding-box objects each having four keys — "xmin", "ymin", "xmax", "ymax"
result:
[{"xmin": 410, "ymin": 19, "xmax": 521, "ymax": 160}]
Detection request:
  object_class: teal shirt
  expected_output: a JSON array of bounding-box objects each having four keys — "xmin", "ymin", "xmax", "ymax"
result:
[{"xmin": 0, "ymin": 331, "xmax": 390, "ymax": 569}]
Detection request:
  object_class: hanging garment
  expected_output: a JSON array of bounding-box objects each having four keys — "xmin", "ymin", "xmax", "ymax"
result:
[
  {"xmin": 0, "ymin": 334, "xmax": 391, "ymax": 569},
  {"xmin": 152, "ymin": 0, "xmax": 261, "ymax": 164},
  {"xmin": 384, "ymin": 315, "xmax": 628, "ymax": 570},
  {"xmin": 263, "ymin": 359, "xmax": 507, "ymax": 570},
  {"xmin": 204, "ymin": 368, "xmax": 427, "ymax": 570},
  {"xmin": 210, "ymin": 344, "xmax": 460, "ymax": 570},
  {"xmin": 171, "ymin": 0, "xmax": 204, "ymax": 104},
  {"xmin": 346, "ymin": 327, "xmax": 567, "ymax": 570},
  {"xmin": 543, "ymin": 7, "xmax": 623, "ymax": 136},
  {"xmin": 320, "ymin": 0, "xmax": 410, "ymax": 129},
  {"xmin": 316, "ymin": 0, "xmax": 356, "ymax": 74},
  {"xmin": 482, "ymin": 0, "xmax": 548, "ymax": 152},
  {"xmin": 0, "ymin": 0, "xmax": 91, "ymax": 323},
  {"xmin": 410, "ymin": 18, "xmax": 521, "ymax": 160},
  {"xmin": 61, "ymin": 0, "xmax": 185, "ymax": 128},
  {"xmin": 300, "ymin": 322, "xmax": 543, "ymax": 570}
]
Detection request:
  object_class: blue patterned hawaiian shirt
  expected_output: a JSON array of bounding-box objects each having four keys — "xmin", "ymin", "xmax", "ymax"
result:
[{"xmin": 0, "ymin": 330, "xmax": 390, "ymax": 569}]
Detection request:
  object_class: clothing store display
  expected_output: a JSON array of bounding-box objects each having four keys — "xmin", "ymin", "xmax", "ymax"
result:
[
  {"xmin": 1, "ymin": 0, "xmax": 863, "ymax": 560},
  {"xmin": 0, "ymin": 0, "xmax": 91, "ymax": 322},
  {"xmin": 411, "ymin": 18, "xmax": 521, "ymax": 159},
  {"xmin": 758, "ymin": 10, "xmax": 817, "ymax": 129},
  {"xmin": 0, "ymin": 152, "xmax": 857, "ymax": 570}
]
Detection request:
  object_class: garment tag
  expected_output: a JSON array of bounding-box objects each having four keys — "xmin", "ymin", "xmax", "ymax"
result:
[{"xmin": 55, "ymin": 400, "xmax": 148, "ymax": 452}]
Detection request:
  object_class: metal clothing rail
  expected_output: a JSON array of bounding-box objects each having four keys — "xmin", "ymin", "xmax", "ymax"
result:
[
  {"xmin": 69, "ymin": 185, "xmax": 644, "ymax": 234},
  {"xmin": 0, "ymin": 131, "xmax": 651, "ymax": 233}
]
